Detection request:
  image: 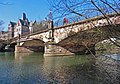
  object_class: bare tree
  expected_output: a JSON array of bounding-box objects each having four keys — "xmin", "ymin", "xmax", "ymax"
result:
[
  {"xmin": 48, "ymin": 0, "xmax": 120, "ymax": 83},
  {"xmin": 48, "ymin": 0, "xmax": 120, "ymax": 50},
  {"xmin": 48, "ymin": 0, "xmax": 119, "ymax": 18}
]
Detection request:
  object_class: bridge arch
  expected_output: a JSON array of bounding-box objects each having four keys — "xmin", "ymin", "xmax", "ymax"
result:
[
  {"xmin": 15, "ymin": 39, "xmax": 45, "ymax": 53},
  {"xmin": 21, "ymin": 39, "xmax": 44, "ymax": 47},
  {"xmin": 57, "ymin": 24, "xmax": 120, "ymax": 54}
]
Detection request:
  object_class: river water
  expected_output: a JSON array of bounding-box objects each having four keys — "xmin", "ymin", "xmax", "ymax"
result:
[{"xmin": 0, "ymin": 52, "xmax": 120, "ymax": 84}]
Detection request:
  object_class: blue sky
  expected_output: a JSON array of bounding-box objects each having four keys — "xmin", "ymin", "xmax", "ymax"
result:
[{"xmin": 0, "ymin": 0, "xmax": 49, "ymax": 31}]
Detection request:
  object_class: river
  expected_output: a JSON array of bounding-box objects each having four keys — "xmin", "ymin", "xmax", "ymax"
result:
[{"xmin": 0, "ymin": 52, "xmax": 120, "ymax": 84}]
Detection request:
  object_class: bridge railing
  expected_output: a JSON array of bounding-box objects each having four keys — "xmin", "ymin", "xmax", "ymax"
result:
[
  {"xmin": 53, "ymin": 13, "xmax": 120, "ymax": 43},
  {"xmin": 54, "ymin": 13, "xmax": 120, "ymax": 29},
  {"xmin": 53, "ymin": 16, "xmax": 86, "ymax": 27},
  {"xmin": 28, "ymin": 13, "xmax": 120, "ymax": 36},
  {"xmin": 53, "ymin": 12, "xmax": 120, "ymax": 27}
]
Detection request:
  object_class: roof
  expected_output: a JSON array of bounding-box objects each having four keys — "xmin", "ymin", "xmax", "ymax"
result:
[
  {"xmin": 18, "ymin": 18, "xmax": 29, "ymax": 26},
  {"xmin": 10, "ymin": 21, "xmax": 16, "ymax": 27}
]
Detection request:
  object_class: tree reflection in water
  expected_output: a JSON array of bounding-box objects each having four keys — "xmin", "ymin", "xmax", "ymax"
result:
[{"xmin": 43, "ymin": 55, "xmax": 120, "ymax": 84}]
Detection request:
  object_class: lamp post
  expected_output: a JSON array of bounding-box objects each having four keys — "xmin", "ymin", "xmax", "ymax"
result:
[
  {"xmin": 47, "ymin": 9, "xmax": 54, "ymax": 42},
  {"xmin": 51, "ymin": 20, "xmax": 54, "ymax": 42},
  {"xmin": 48, "ymin": 20, "xmax": 54, "ymax": 42}
]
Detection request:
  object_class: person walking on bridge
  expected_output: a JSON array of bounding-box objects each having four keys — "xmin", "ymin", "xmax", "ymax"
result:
[{"xmin": 63, "ymin": 18, "xmax": 68, "ymax": 25}]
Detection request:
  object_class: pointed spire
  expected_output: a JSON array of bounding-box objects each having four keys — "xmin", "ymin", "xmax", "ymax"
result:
[{"xmin": 23, "ymin": 13, "xmax": 26, "ymax": 20}]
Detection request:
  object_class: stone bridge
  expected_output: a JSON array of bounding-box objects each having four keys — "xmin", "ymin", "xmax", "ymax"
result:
[{"xmin": 14, "ymin": 13, "xmax": 120, "ymax": 56}]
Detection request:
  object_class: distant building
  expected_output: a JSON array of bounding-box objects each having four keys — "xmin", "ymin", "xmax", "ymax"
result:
[
  {"xmin": 14, "ymin": 13, "xmax": 30, "ymax": 37},
  {"xmin": 0, "ymin": 31, "xmax": 8, "ymax": 40},
  {"xmin": 29, "ymin": 20, "xmax": 48, "ymax": 33},
  {"xmin": 29, "ymin": 20, "xmax": 36, "ymax": 33},
  {"xmin": 8, "ymin": 13, "xmax": 30, "ymax": 38},
  {"xmin": 8, "ymin": 21, "xmax": 16, "ymax": 39},
  {"xmin": 8, "ymin": 13, "xmax": 49, "ymax": 38}
]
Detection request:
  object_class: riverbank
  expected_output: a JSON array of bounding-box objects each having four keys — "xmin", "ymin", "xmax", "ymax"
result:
[
  {"xmin": 96, "ymin": 39, "xmax": 120, "ymax": 55},
  {"xmin": 0, "ymin": 42, "xmax": 7, "ymax": 52}
]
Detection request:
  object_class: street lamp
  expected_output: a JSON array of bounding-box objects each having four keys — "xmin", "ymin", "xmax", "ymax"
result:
[{"xmin": 51, "ymin": 20, "xmax": 54, "ymax": 41}]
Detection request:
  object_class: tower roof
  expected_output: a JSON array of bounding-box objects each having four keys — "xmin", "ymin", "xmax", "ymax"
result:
[{"xmin": 23, "ymin": 13, "xmax": 26, "ymax": 20}]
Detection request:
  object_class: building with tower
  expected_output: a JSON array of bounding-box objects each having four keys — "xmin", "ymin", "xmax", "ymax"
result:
[
  {"xmin": 8, "ymin": 21, "xmax": 16, "ymax": 39},
  {"xmin": 8, "ymin": 13, "xmax": 30, "ymax": 38},
  {"xmin": 14, "ymin": 13, "xmax": 30, "ymax": 37},
  {"xmin": 8, "ymin": 13, "xmax": 49, "ymax": 39}
]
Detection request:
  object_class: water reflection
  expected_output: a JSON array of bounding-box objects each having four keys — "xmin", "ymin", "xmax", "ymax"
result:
[
  {"xmin": 43, "ymin": 56, "xmax": 99, "ymax": 84},
  {"xmin": 96, "ymin": 55, "xmax": 120, "ymax": 84},
  {"xmin": 0, "ymin": 52, "xmax": 45, "ymax": 84},
  {"xmin": 0, "ymin": 53, "xmax": 119, "ymax": 84},
  {"xmin": 15, "ymin": 53, "xmax": 32, "ymax": 60},
  {"xmin": 0, "ymin": 52, "xmax": 14, "ymax": 60}
]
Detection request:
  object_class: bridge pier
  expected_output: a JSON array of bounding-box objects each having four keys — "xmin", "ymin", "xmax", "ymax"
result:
[
  {"xmin": 44, "ymin": 42, "xmax": 75, "ymax": 57},
  {"xmin": 15, "ymin": 45, "xmax": 34, "ymax": 53},
  {"xmin": 44, "ymin": 20, "xmax": 74, "ymax": 56}
]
